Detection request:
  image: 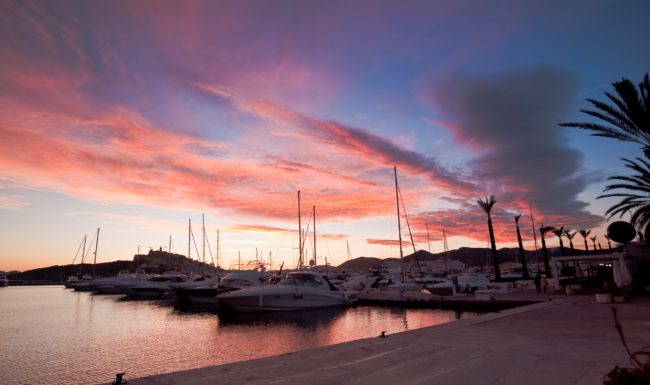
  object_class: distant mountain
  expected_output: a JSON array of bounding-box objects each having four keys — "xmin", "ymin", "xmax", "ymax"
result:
[
  {"xmin": 9, "ymin": 249, "xmax": 216, "ymax": 284},
  {"xmin": 11, "ymin": 245, "xmax": 607, "ymax": 283},
  {"xmin": 338, "ymin": 256, "xmax": 400, "ymax": 270},
  {"xmin": 8, "ymin": 260, "xmax": 134, "ymax": 284},
  {"xmin": 337, "ymin": 247, "xmax": 549, "ymax": 271}
]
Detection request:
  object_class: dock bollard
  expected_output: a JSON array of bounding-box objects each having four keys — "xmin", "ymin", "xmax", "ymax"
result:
[{"xmin": 113, "ymin": 372, "xmax": 126, "ymax": 384}]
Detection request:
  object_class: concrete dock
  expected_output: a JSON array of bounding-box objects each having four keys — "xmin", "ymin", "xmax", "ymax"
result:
[{"xmin": 116, "ymin": 294, "xmax": 650, "ymax": 385}]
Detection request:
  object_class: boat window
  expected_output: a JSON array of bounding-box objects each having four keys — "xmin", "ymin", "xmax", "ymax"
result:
[
  {"xmin": 221, "ymin": 279, "xmax": 254, "ymax": 286},
  {"xmin": 279, "ymin": 274, "xmax": 322, "ymax": 287}
]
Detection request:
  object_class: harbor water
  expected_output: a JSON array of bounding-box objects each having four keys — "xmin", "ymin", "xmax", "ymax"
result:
[{"xmin": 0, "ymin": 286, "xmax": 479, "ymax": 385}]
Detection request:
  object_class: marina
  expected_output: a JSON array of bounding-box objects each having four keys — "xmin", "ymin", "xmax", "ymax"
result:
[
  {"xmin": 105, "ymin": 295, "xmax": 650, "ymax": 385},
  {"xmin": 2, "ymin": 2, "xmax": 650, "ymax": 385},
  {"xmin": 0, "ymin": 285, "xmax": 482, "ymax": 385}
]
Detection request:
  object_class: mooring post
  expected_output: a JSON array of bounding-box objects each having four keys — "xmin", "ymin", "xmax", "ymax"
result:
[{"xmin": 113, "ymin": 372, "xmax": 126, "ymax": 384}]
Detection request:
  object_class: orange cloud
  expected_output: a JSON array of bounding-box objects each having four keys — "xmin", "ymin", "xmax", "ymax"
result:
[
  {"xmin": 366, "ymin": 238, "xmax": 410, "ymax": 247},
  {"xmin": 225, "ymin": 224, "xmax": 291, "ymax": 234},
  {"xmin": 196, "ymin": 84, "xmax": 476, "ymax": 196}
]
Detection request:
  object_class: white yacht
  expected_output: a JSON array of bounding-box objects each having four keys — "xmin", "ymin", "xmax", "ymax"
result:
[
  {"xmin": 218, "ymin": 270, "xmax": 353, "ymax": 312},
  {"xmin": 90, "ymin": 271, "xmax": 152, "ymax": 294},
  {"xmin": 172, "ymin": 269, "xmax": 269, "ymax": 305},
  {"xmin": 115, "ymin": 274, "xmax": 186, "ymax": 299},
  {"xmin": 425, "ymin": 274, "xmax": 490, "ymax": 296}
]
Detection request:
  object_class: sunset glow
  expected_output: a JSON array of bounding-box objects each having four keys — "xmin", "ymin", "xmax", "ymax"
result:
[{"xmin": 1, "ymin": 0, "xmax": 648, "ymax": 271}]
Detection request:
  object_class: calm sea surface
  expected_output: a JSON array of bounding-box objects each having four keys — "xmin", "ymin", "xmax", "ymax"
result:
[{"xmin": 0, "ymin": 286, "xmax": 479, "ymax": 385}]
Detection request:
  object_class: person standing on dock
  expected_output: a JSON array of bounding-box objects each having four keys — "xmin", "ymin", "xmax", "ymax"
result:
[
  {"xmin": 533, "ymin": 272, "xmax": 542, "ymax": 293},
  {"xmin": 540, "ymin": 274, "xmax": 549, "ymax": 294}
]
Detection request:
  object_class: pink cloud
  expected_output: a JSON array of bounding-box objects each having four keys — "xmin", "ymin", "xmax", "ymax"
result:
[
  {"xmin": 366, "ymin": 239, "xmax": 410, "ymax": 247},
  {"xmin": 0, "ymin": 194, "xmax": 29, "ymax": 210},
  {"xmin": 197, "ymin": 84, "xmax": 476, "ymax": 196},
  {"xmin": 225, "ymin": 224, "xmax": 291, "ymax": 234}
]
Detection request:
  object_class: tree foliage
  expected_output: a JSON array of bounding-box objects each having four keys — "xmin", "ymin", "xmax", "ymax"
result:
[
  {"xmin": 599, "ymin": 157, "xmax": 650, "ymax": 234},
  {"xmin": 561, "ymin": 74, "xmax": 650, "ymax": 156}
]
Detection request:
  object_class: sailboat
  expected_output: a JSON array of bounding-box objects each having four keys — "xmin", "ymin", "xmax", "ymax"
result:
[
  {"xmin": 67, "ymin": 228, "xmax": 101, "ymax": 290},
  {"xmin": 387, "ymin": 167, "xmax": 424, "ymax": 292},
  {"xmin": 218, "ymin": 191, "xmax": 354, "ymax": 312}
]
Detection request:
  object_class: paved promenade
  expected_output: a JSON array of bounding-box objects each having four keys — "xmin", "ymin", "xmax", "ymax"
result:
[{"xmin": 118, "ymin": 294, "xmax": 650, "ymax": 385}]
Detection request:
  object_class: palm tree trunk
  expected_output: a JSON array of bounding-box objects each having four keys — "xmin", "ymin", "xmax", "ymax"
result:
[
  {"xmin": 583, "ymin": 238, "xmax": 589, "ymax": 251},
  {"xmin": 540, "ymin": 230, "xmax": 551, "ymax": 277},
  {"xmin": 569, "ymin": 240, "xmax": 574, "ymax": 255},
  {"xmin": 558, "ymin": 237, "xmax": 564, "ymax": 257},
  {"xmin": 487, "ymin": 215, "xmax": 501, "ymax": 281},
  {"xmin": 515, "ymin": 221, "xmax": 529, "ymax": 279}
]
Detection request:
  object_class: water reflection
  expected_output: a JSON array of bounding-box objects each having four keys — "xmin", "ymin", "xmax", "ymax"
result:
[
  {"xmin": 0, "ymin": 286, "xmax": 480, "ymax": 385},
  {"xmin": 217, "ymin": 306, "xmax": 346, "ymax": 327}
]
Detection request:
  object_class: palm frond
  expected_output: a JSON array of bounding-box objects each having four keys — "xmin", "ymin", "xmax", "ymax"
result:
[
  {"xmin": 560, "ymin": 73, "xmax": 650, "ymax": 149},
  {"xmin": 597, "ymin": 157, "xmax": 650, "ymax": 231},
  {"xmin": 477, "ymin": 195, "xmax": 496, "ymax": 215},
  {"xmin": 540, "ymin": 226, "xmax": 556, "ymax": 235},
  {"xmin": 563, "ymin": 230, "xmax": 576, "ymax": 240}
]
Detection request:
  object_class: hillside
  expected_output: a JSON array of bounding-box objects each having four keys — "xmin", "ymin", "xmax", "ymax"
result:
[
  {"xmin": 7, "ymin": 249, "xmax": 216, "ymax": 284},
  {"xmin": 339, "ymin": 247, "xmax": 548, "ymax": 271}
]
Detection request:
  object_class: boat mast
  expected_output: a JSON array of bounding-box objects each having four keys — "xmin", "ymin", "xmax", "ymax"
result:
[
  {"xmin": 216, "ymin": 229, "xmax": 220, "ymax": 268},
  {"xmin": 92, "ymin": 228, "xmax": 100, "ymax": 277},
  {"xmin": 297, "ymin": 190, "xmax": 303, "ymax": 269},
  {"xmin": 529, "ymin": 202, "xmax": 540, "ymax": 262},
  {"xmin": 394, "ymin": 167, "xmax": 404, "ymax": 277},
  {"xmin": 426, "ymin": 223, "xmax": 431, "ymax": 253},
  {"xmin": 443, "ymin": 228, "xmax": 449, "ymax": 273},
  {"xmin": 168, "ymin": 236, "xmax": 172, "ymax": 253},
  {"xmin": 188, "ymin": 218, "xmax": 191, "ymax": 260},
  {"xmin": 202, "ymin": 214, "xmax": 206, "ymax": 263},
  {"xmin": 346, "ymin": 240, "xmax": 351, "ymax": 261},
  {"xmin": 313, "ymin": 205, "xmax": 316, "ymax": 268},
  {"xmin": 79, "ymin": 235, "xmax": 87, "ymax": 277}
]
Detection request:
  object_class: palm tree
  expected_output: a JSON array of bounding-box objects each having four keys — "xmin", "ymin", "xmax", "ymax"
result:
[
  {"xmin": 598, "ymin": 157, "xmax": 650, "ymax": 237},
  {"xmin": 563, "ymin": 230, "xmax": 577, "ymax": 255},
  {"xmin": 514, "ymin": 214, "xmax": 530, "ymax": 279},
  {"xmin": 590, "ymin": 236, "xmax": 598, "ymax": 250},
  {"xmin": 551, "ymin": 226, "xmax": 565, "ymax": 256},
  {"xmin": 560, "ymin": 74, "xmax": 650, "ymax": 157},
  {"xmin": 604, "ymin": 234, "xmax": 613, "ymax": 250},
  {"xmin": 579, "ymin": 228, "xmax": 591, "ymax": 251},
  {"xmin": 477, "ymin": 195, "xmax": 500, "ymax": 281},
  {"xmin": 539, "ymin": 225, "xmax": 556, "ymax": 277}
]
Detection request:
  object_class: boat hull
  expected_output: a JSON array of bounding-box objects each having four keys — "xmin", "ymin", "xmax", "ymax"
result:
[{"xmin": 219, "ymin": 286, "xmax": 353, "ymax": 312}]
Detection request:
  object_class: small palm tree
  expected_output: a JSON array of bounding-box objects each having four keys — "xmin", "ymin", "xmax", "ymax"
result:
[
  {"xmin": 514, "ymin": 214, "xmax": 530, "ymax": 279},
  {"xmin": 477, "ymin": 196, "xmax": 500, "ymax": 281},
  {"xmin": 579, "ymin": 228, "xmax": 591, "ymax": 251},
  {"xmin": 551, "ymin": 226, "xmax": 565, "ymax": 256},
  {"xmin": 563, "ymin": 230, "xmax": 577, "ymax": 255},
  {"xmin": 539, "ymin": 225, "xmax": 556, "ymax": 277},
  {"xmin": 598, "ymin": 157, "xmax": 650, "ymax": 237},
  {"xmin": 604, "ymin": 234, "xmax": 613, "ymax": 250},
  {"xmin": 591, "ymin": 235, "xmax": 598, "ymax": 250},
  {"xmin": 560, "ymin": 74, "xmax": 650, "ymax": 157}
]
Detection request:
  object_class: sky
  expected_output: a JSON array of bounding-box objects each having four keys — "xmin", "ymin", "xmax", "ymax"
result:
[{"xmin": 1, "ymin": 0, "xmax": 649, "ymax": 272}]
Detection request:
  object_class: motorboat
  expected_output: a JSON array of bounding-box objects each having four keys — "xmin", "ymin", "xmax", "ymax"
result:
[
  {"xmin": 90, "ymin": 271, "xmax": 152, "ymax": 294},
  {"xmin": 66, "ymin": 274, "xmax": 95, "ymax": 290},
  {"xmin": 218, "ymin": 270, "xmax": 354, "ymax": 312},
  {"xmin": 425, "ymin": 274, "xmax": 490, "ymax": 296},
  {"xmin": 114, "ymin": 274, "xmax": 186, "ymax": 299},
  {"xmin": 172, "ymin": 268, "xmax": 270, "ymax": 305}
]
